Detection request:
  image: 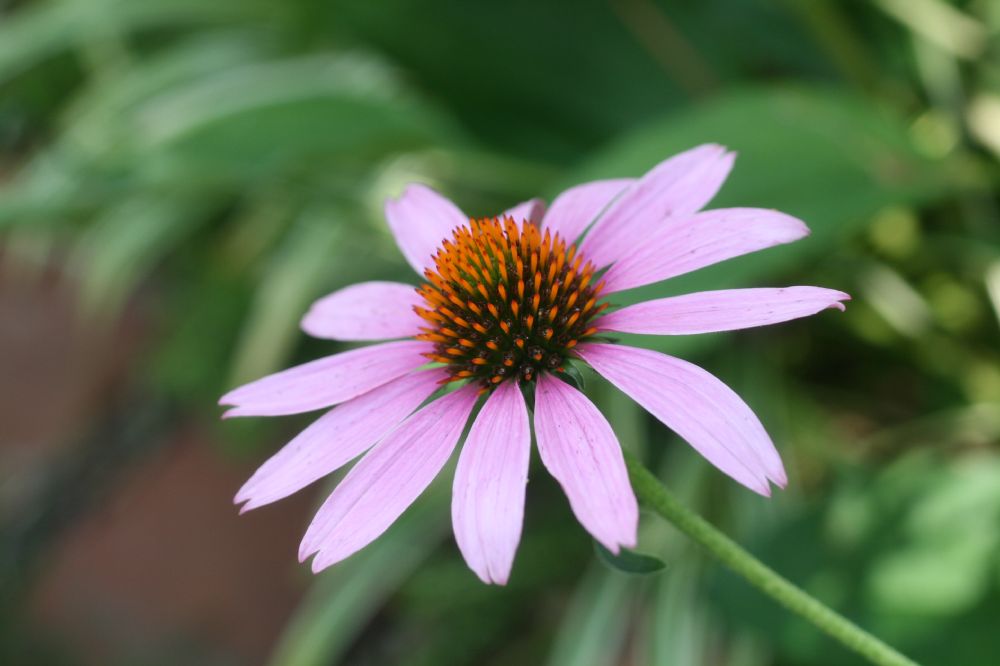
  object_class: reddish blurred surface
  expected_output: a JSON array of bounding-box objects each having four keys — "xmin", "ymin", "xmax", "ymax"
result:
[
  {"xmin": 28, "ymin": 431, "xmax": 314, "ymax": 665},
  {"xmin": 2, "ymin": 254, "xmax": 314, "ymax": 665}
]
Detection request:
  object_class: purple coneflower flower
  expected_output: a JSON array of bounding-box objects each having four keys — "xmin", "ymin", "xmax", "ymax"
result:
[{"xmin": 221, "ymin": 144, "xmax": 848, "ymax": 584}]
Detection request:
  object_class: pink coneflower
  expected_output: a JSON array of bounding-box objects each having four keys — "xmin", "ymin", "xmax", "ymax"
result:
[{"xmin": 221, "ymin": 144, "xmax": 848, "ymax": 584}]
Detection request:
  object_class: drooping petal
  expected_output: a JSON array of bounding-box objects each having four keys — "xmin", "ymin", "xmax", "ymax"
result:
[
  {"xmin": 301, "ymin": 281, "xmax": 425, "ymax": 341},
  {"xmin": 503, "ymin": 198, "xmax": 546, "ymax": 226},
  {"xmin": 452, "ymin": 381, "xmax": 531, "ymax": 584},
  {"xmin": 540, "ymin": 179, "xmax": 632, "ymax": 245},
  {"xmin": 300, "ymin": 386, "xmax": 479, "ymax": 571},
  {"xmin": 578, "ymin": 145, "xmax": 734, "ymax": 269},
  {"xmin": 577, "ymin": 343, "xmax": 785, "ymax": 495},
  {"xmin": 219, "ymin": 340, "xmax": 432, "ymax": 417},
  {"xmin": 533, "ymin": 374, "xmax": 638, "ymax": 553},
  {"xmin": 235, "ymin": 369, "xmax": 446, "ymax": 511},
  {"xmin": 385, "ymin": 183, "xmax": 468, "ymax": 274},
  {"xmin": 597, "ymin": 287, "xmax": 850, "ymax": 335},
  {"xmin": 601, "ymin": 208, "xmax": 810, "ymax": 294}
]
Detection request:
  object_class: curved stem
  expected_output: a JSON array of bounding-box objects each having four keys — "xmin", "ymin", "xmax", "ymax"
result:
[{"xmin": 624, "ymin": 451, "xmax": 920, "ymax": 666}]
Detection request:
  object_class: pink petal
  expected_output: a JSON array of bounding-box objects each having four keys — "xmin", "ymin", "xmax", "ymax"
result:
[
  {"xmin": 301, "ymin": 281, "xmax": 425, "ymax": 341},
  {"xmin": 602, "ymin": 208, "xmax": 810, "ymax": 294},
  {"xmin": 578, "ymin": 145, "xmax": 734, "ymax": 269},
  {"xmin": 597, "ymin": 287, "xmax": 850, "ymax": 335},
  {"xmin": 540, "ymin": 179, "xmax": 633, "ymax": 244},
  {"xmin": 219, "ymin": 340, "xmax": 432, "ymax": 417},
  {"xmin": 385, "ymin": 183, "xmax": 468, "ymax": 274},
  {"xmin": 300, "ymin": 386, "xmax": 479, "ymax": 571},
  {"xmin": 235, "ymin": 369, "xmax": 446, "ymax": 511},
  {"xmin": 452, "ymin": 381, "xmax": 531, "ymax": 585},
  {"xmin": 503, "ymin": 198, "xmax": 546, "ymax": 226},
  {"xmin": 577, "ymin": 343, "xmax": 785, "ymax": 495},
  {"xmin": 533, "ymin": 374, "xmax": 638, "ymax": 553}
]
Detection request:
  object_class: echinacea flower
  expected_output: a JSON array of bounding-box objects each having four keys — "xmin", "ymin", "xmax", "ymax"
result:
[{"xmin": 221, "ymin": 144, "xmax": 849, "ymax": 584}]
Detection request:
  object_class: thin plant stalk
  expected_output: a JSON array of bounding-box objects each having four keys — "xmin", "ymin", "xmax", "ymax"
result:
[{"xmin": 624, "ymin": 450, "xmax": 920, "ymax": 666}]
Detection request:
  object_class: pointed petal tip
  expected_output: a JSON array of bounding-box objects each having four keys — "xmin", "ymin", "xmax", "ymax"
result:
[
  {"xmin": 818, "ymin": 289, "xmax": 851, "ymax": 313},
  {"xmin": 831, "ymin": 291, "xmax": 852, "ymax": 311},
  {"xmin": 766, "ymin": 211, "xmax": 811, "ymax": 241},
  {"xmin": 473, "ymin": 567, "xmax": 508, "ymax": 586},
  {"xmin": 697, "ymin": 141, "xmax": 727, "ymax": 154},
  {"xmin": 298, "ymin": 547, "xmax": 315, "ymax": 564},
  {"xmin": 298, "ymin": 537, "xmax": 320, "ymax": 563},
  {"xmin": 383, "ymin": 194, "xmax": 399, "ymax": 218},
  {"xmin": 234, "ymin": 490, "xmax": 266, "ymax": 513},
  {"xmin": 787, "ymin": 217, "xmax": 811, "ymax": 240},
  {"xmin": 597, "ymin": 531, "xmax": 637, "ymax": 554},
  {"xmin": 299, "ymin": 309, "xmax": 322, "ymax": 337},
  {"xmin": 387, "ymin": 182, "xmax": 421, "ymax": 204},
  {"xmin": 309, "ymin": 547, "xmax": 352, "ymax": 573},
  {"xmin": 599, "ymin": 535, "xmax": 638, "ymax": 555},
  {"xmin": 618, "ymin": 519, "xmax": 639, "ymax": 551},
  {"xmin": 742, "ymin": 470, "xmax": 775, "ymax": 497},
  {"xmin": 766, "ymin": 456, "xmax": 789, "ymax": 488},
  {"xmin": 310, "ymin": 555, "xmax": 330, "ymax": 574}
]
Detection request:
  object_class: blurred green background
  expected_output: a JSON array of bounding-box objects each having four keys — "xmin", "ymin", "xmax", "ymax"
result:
[{"xmin": 1, "ymin": 0, "xmax": 998, "ymax": 664}]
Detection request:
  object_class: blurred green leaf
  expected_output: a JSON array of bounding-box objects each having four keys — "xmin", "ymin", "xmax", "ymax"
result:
[
  {"xmin": 546, "ymin": 566, "xmax": 634, "ymax": 666},
  {"xmin": 228, "ymin": 207, "xmax": 345, "ymax": 385},
  {"xmin": 63, "ymin": 32, "xmax": 269, "ymax": 157},
  {"xmin": 649, "ymin": 558, "xmax": 712, "ymax": 666},
  {"xmin": 594, "ymin": 543, "xmax": 666, "ymax": 576},
  {"xmin": 70, "ymin": 194, "xmax": 213, "ymax": 312},
  {"xmin": 268, "ymin": 488, "xmax": 448, "ymax": 666},
  {"xmin": 136, "ymin": 53, "xmax": 464, "ymax": 174},
  {"xmin": 867, "ymin": 457, "xmax": 1000, "ymax": 615},
  {"xmin": 0, "ymin": 0, "xmax": 268, "ymax": 83}
]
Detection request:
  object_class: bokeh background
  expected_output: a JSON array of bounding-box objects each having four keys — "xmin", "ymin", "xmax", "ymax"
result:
[{"xmin": 2, "ymin": 0, "xmax": 999, "ymax": 664}]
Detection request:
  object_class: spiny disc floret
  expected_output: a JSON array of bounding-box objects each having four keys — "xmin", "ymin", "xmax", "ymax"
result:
[{"xmin": 415, "ymin": 217, "xmax": 606, "ymax": 388}]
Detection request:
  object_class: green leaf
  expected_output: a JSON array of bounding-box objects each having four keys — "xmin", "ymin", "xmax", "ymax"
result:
[
  {"xmin": 62, "ymin": 33, "xmax": 268, "ymax": 157},
  {"xmin": 69, "ymin": 194, "xmax": 213, "ymax": 313},
  {"xmin": 268, "ymin": 486, "xmax": 448, "ymax": 666},
  {"xmin": 546, "ymin": 566, "xmax": 635, "ymax": 666},
  {"xmin": 227, "ymin": 206, "xmax": 345, "ymax": 386},
  {"xmin": 594, "ymin": 542, "xmax": 667, "ymax": 576},
  {"xmin": 134, "ymin": 53, "xmax": 464, "ymax": 174},
  {"xmin": 559, "ymin": 362, "xmax": 587, "ymax": 391},
  {"xmin": 0, "ymin": 0, "xmax": 268, "ymax": 84},
  {"xmin": 650, "ymin": 557, "xmax": 712, "ymax": 666}
]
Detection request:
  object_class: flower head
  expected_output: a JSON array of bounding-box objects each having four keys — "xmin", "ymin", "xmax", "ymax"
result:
[
  {"xmin": 415, "ymin": 216, "xmax": 606, "ymax": 386},
  {"xmin": 221, "ymin": 144, "xmax": 849, "ymax": 584}
]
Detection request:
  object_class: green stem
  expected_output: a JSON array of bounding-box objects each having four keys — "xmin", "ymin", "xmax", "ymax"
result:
[{"xmin": 624, "ymin": 451, "xmax": 920, "ymax": 666}]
